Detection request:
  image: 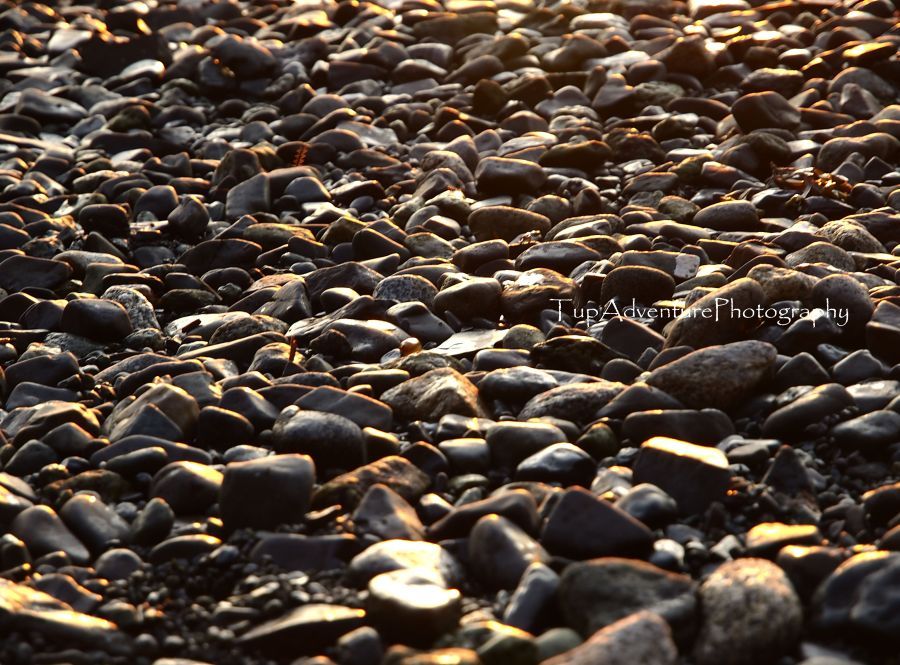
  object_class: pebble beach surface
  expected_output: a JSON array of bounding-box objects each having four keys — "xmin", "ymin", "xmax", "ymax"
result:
[{"xmin": 0, "ymin": 0, "xmax": 899, "ymax": 663}]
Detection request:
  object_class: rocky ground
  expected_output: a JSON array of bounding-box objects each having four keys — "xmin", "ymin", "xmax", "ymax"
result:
[{"xmin": 0, "ymin": 0, "xmax": 898, "ymax": 663}]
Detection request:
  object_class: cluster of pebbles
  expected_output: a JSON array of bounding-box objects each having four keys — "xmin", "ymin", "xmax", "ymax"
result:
[{"xmin": 0, "ymin": 0, "xmax": 899, "ymax": 663}]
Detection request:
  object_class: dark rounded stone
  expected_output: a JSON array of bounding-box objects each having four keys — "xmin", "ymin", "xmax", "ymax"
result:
[
  {"xmin": 60, "ymin": 298, "xmax": 133, "ymax": 342},
  {"xmin": 0, "ymin": 255, "xmax": 72, "ymax": 293},
  {"xmin": 150, "ymin": 462, "xmax": 223, "ymax": 515},
  {"xmin": 79, "ymin": 204, "xmax": 130, "ymax": 237},
  {"xmin": 220, "ymin": 454, "xmax": 315, "ymax": 531},
  {"xmin": 196, "ymin": 406, "xmax": 255, "ymax": 450},
  {"xmin": 272, "ymin": 409, "xmax": 366, "ymax": 472},
  {"xmin": 693, "ymin": 200, "xmax": 761, "ymax": 232},
  {"xmin": 599, "ymin": 266, "xmax": 675, "ymax": 304},
  {"xmin": 167, "ymin": 196, "xmax": 210, "ymax": 240}
]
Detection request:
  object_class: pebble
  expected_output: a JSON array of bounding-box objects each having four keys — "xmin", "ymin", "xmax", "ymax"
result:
[
  {"xmin": 59, "ymin": 493, "xmax": 130, "ymax": 555},
  {"xmin": 692, "ymin": 201, "xmax": 761, "ymax": 232},
  {"xmin": 104, "ymin": 383, "xmax": 199, "ymax": 442},
  {"xmin": 633, "ymin": 437, "xmax": 731, "ymax": 515},
  {"xmin": 130, "ymin": 497, "xmax": 174, "ymax": 546},
  {"xmin": 219, "ymin": 455, "xmax": 315, "ymax": 531},
  {"xmin": 468, "ymin": 514, "xmax": 549, "ymax": 590},
  {"xmin": 646, "ymin": 341, "xmax": 777, "ymax": 410},
  {"xmin": 373, "ymin": 275, "xmax": 438, "ymax": 307},
  {"xmin": 476, "ymin": 157, "xmax": 547, "ymax": 194},
  {"xmin": 543, "ymin": 611, "xmax": 678, "ymax": 665},
  {"xmin": 541, "ymin": 487, "xmax": 655, "ymax": 559},
  {"xmin": 694, "ymin": 559, "xmax": 802, "ymax": 665},
  {"xmin": 348, "ymin": 540, "xmax": 462, "ymax": 588},
  {"xmin": 600, "ymin": 266, "xmax": 675, "ymax": 305},
  {"xmin": 237, "ymin": 604, "xmax": 366, "ymax": 658},
  {"xmin": 0, "ymin": 578, "xmax": 129, "ymax": 654},
  {"xmin": 60, "ymin": 298, "xmax": 133, "ymax": 342},
  {"xmin": 485, "ymin": 421, "xmax": 568, "ymax": 470},
  {"xmin": 503, "ymin": 562, "xmax": 559, "ymax": 632},
  {"xmin": 763, "ymin": 383, "xmax": 854, "ymax": 439},
  {"xmin": 167, "ymin": 196, "xmax": 210, "ymax": 240},
  {"xmin": 313, "ymin": 456, "xmax": 430, "ymax": 511},
  {"xmin": 624, "ymin": 407, "xmax": 735, "ymax": 446},
  {"xmin": 746, "ymin": 522, "xmax": 824, "ymax": 557},
  {"xmin": 427, "ymin": 489, "xmax": 540, "ymax": 541},
  {"xmin": 151, "ymin": 462, "xmax": 222, "ymax": 516},
  {"xmin": 10, "ymin": 505, "xmax": 90, "ymax": 565},
  {"xmin": 832, "ymin": 410, "xmax": 900, "ymax": 453},
  {"xmin": 837, "ymin": 556, "xmax": 900, "ymax": 640},
  {"xmin": 382, "ymin": 368, "xmax": 487, "ymax": 422},
  {"xmin": 468, "ymin": 206, "xmax": 551, "ymax": 242},
  {"xmin": 95, "ymin": 548, "xmax": 142, "ymax": 581},
  {"xmin": 515, "ymin": 443, "xmax": 596, "ymax": 486},
  {"xmin": 732, "ymin": 92, "xmax": 801, "ymax": 131},
  {"xmin": 559, "ymin": 558, "xmax": 695, "ymax": 638},
  {"xmin": 352, "ymin": 484, "xmax": 425, "ymax": 541},
  {"xmin": 368, "ymin": 568, "xmax": 461, "ymax": 645},
  {"xmin": 616, "ymin": 484, "xmax": 679, "ymax": 528},
  {"xmin": 0, "ymin": 255, "xmax": 72, "ymax": 292},
  {"xmin": 102, "ymin": 287, "xmax": 159, "ymax": 331},
  {"xmin": 336, "ymin": 627, "xmax": 383, "ymax": 665},
  {"xmin": 519, "ymin": 380, "xmax": 625, "ymax": 426},
  {"xmin": 272, "ymin": 408, "xmax": 365, "ymax": 472}
]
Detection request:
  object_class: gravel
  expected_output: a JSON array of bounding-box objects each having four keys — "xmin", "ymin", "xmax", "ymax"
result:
[{"xmin": 0, "ymin": 0, "xmax": 898, "ymax": 663}]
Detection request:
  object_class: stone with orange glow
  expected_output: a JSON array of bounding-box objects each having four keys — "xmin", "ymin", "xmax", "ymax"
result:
[
  {"xmin": 745, "ymin": 522, "xmax": 824, "ymax": 557},
  {"xmin": 632, "ymin": 436, "xmax": 731, "ymax": 515},
  {"xmin": 237, "ymin": 603, "xmax": 366, "ymax": 657},
  {"xmin": 0, "ymin": 578, "xmax": 130, "ymax": 653},
  {"xmin": 367, "ymin": 568, "xmax": 462, "ymax": 645}
]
